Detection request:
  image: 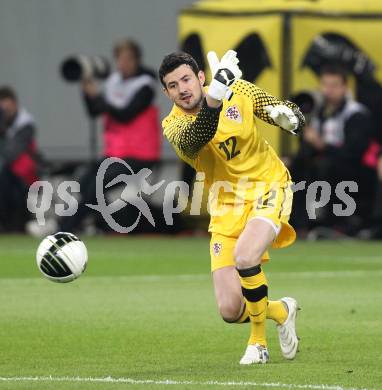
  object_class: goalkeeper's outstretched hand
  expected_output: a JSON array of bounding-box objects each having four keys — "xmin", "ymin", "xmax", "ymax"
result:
[
  {"xmin": 207, "ymin": 50, "xmax": 242, "ymax": 101},
  {"xmin": 265, "ymin": 105, "xmax": 300, "ymax": 135}
]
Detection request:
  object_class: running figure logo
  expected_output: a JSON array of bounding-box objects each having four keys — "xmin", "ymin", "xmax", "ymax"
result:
[{"xmin": 87, "ymin": 158, "xmax": 164, "ymax": 233}]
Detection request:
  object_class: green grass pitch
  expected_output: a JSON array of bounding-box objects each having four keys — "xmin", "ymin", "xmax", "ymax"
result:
[{"xmin": 0, "ymin": 235, "xmax": 381, "ymax": 389}]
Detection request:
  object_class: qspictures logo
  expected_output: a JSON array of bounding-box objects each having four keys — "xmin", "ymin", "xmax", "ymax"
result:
[{"xmin": 27, "ymin": 157, "xmax": 358, "ymax": 233}]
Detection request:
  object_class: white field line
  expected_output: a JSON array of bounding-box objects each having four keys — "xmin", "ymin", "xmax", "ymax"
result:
[{"xmin": 0, "ymin": 376, "xmax": 374, "ymax": 390}]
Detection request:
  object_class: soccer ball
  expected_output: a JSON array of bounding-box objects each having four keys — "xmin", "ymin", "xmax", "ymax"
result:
[{"xmin": 36, "ymin": 232, "xmax": 88, "ymax": 283}]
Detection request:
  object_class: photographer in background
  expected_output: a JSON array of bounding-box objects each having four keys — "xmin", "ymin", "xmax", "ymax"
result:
[
  {"xmin": 0, "ymin": 86, "xmax": 38, "ymax": 231},
  {"xmin": 290, "ymin": 64, "xmax": 374, "ymax": 236},
  {"xmin": 28, "ymin": 39, "xmax": 161, "ymax": 236},
  {"xmin": 62, "ymin": 38, "xmax": 161, "ymax": 233},
  {"xmin": 360, "ymin": 134, "xmax": 382, "ymax": 239},
  {"xmin": 370, "ymin": 153, "xmax": 382, "ymax": 238},
  {"xmin": 82, "ymin": 39, "xmax": 160, "ymax": 161}
]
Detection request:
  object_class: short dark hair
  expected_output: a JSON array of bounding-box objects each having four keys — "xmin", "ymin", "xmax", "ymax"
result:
[
  {"xmin": 0, "ymin": 86, "xmax": 17, "ymax": 102},
  {"xmin": 113, "ymin": 38, "xmax": 142, "ymax": 62},
  {"xmin": 320, "ymin": 63, "xmax": 348, "ymax": 83},
  {"xmin": 159, "ymin": 52, "xmax": 200, "ymax": 87}
]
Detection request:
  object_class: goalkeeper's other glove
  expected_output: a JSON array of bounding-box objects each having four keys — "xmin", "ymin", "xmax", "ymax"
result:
[
  {"xmin": 207, "ymin": 50, "xmax": 242, "ymax": 101},
  {"xmin": 265, "ymin": 105, "xmax": 300, "ymax": 135}
]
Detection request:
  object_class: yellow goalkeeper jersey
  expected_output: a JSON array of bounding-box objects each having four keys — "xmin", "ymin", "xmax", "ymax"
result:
[{"xmin": 163, "ymin": 79, "xmax": 303, "ymax": 206}]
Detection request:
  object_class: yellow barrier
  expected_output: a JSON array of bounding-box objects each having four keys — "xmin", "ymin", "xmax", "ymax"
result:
[{"xmin": 179, "ymin": 0, "xmax": 382, "ymax": 154}]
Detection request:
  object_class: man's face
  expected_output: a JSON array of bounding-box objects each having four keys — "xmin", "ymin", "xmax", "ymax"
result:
[
  {"xmin": 116, "ymin": 49, "xmax": 138, "ymax": 78},
  {"xmin": 163, "ymin": 64, "xmax": 205, "ymax": 113},
  {"xmin": 0, "ymin": 98, "xmax": 17, "ymax": 120},
  {"xmin": 320, "ymin": 73, "xmax": 347, "ymax": 106}
]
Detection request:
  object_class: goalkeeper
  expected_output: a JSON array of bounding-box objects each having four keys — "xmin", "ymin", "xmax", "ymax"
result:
[{"xmin": 159, "ymin": 50, "xmax": 305, "ymax": 364}]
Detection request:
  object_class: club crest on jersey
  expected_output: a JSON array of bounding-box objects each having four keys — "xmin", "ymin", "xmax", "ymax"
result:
[
  {"xmin": 225, "ymin": 105, "xmax": 242, "ymax": 123},
  {"xmin": 213, "ymin": 242, "xmax": 222, "ymax": 257}
]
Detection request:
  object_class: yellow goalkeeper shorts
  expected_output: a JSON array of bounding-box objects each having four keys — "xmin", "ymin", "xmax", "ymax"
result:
[{"xmin": 209, "ymin": 182, "xmax": 296, "ymax": 272}]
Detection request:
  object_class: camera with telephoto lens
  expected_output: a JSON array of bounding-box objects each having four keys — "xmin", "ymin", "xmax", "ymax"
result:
[
  {"xmin": 290, "ymin": 91, "xmax": 322, "ymax": 124},
  {"xmin": 302, "ymin": 34, "xmax": 375, "ymax": 81},
  {"xmin": 60, "ymin": 55, "xmax": 111, "ymax": 82}
]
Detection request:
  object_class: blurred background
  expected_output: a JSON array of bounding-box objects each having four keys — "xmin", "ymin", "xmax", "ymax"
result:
[
  {"xmin": 0, "ymin": 0, "xmax": 193, "ymax": 160},
  {"xmin": 1, "ymin": 0, "xmax": 382, "ymax": 240}
]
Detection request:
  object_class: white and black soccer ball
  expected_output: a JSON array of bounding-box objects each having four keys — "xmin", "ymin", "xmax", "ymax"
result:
[{"xmin": 36, "ymin": 232, "xmax": 88, "ymax": 283}]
